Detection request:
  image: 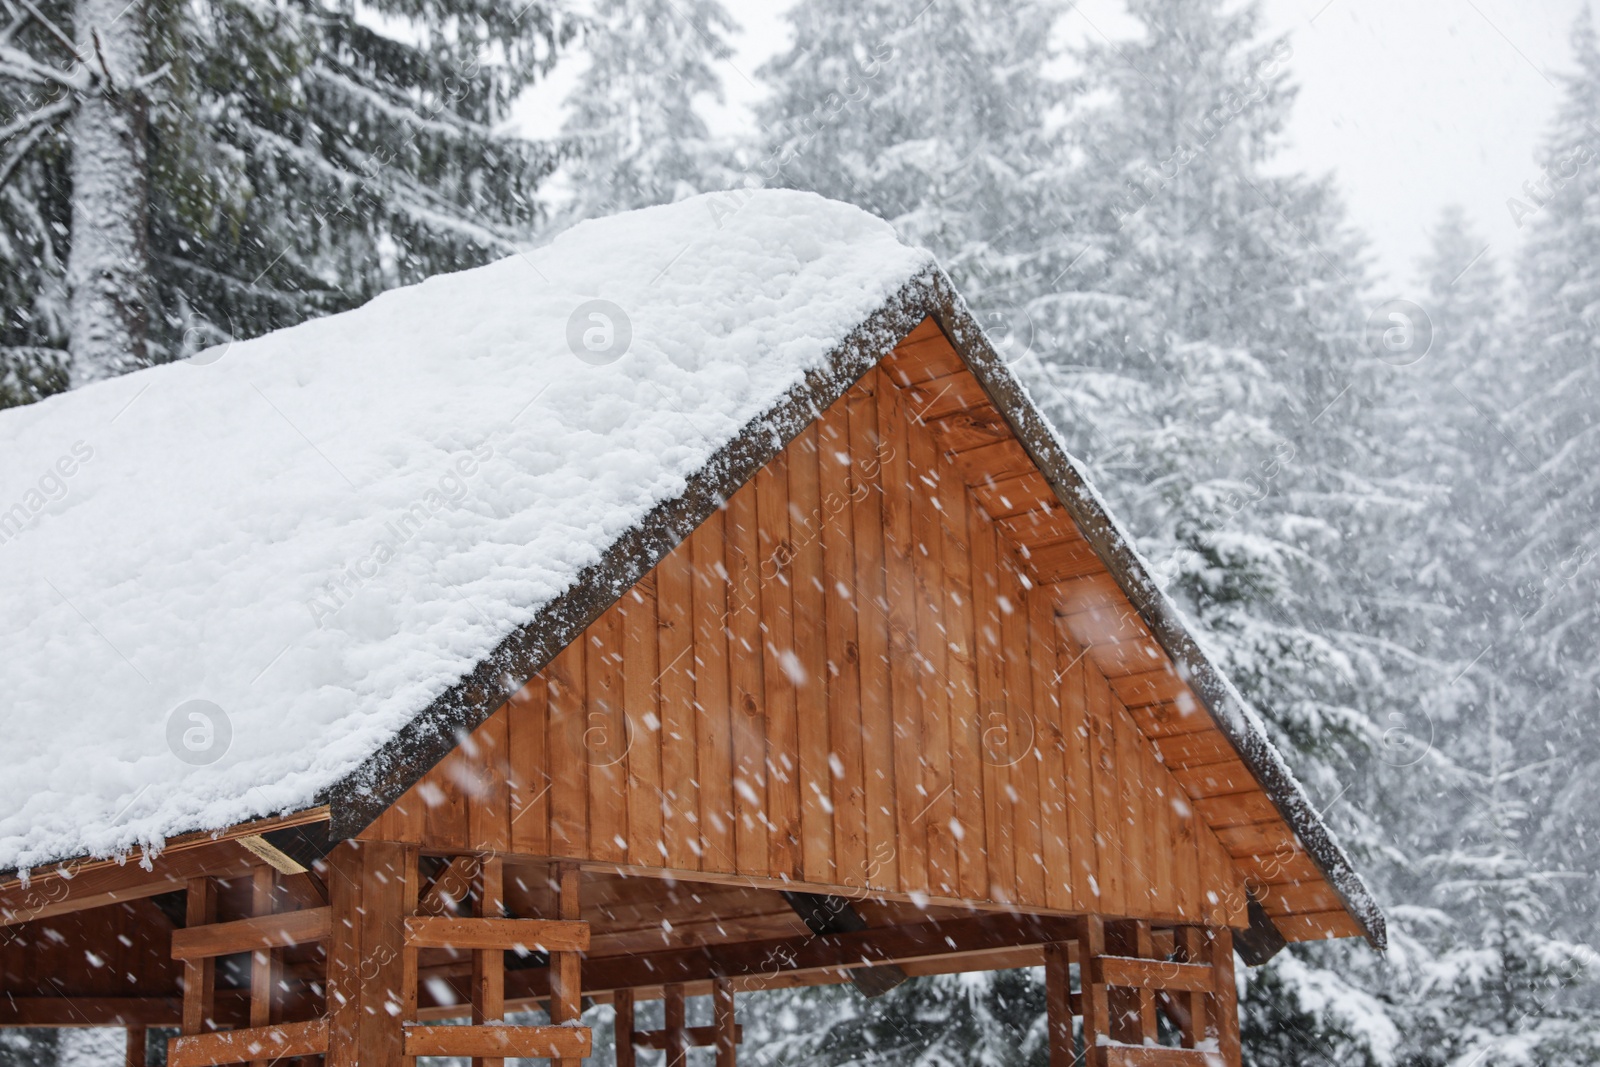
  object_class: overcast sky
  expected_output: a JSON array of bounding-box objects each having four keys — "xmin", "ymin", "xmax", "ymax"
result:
[{"xmin": 518, "ymin": 0, "xmax": 1592, "ymax": 292}]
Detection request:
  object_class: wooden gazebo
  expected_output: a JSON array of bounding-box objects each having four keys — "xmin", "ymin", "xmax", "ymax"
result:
[{"xmin": 0, "ymin": 192, "xmax": 1382, "ymax": 1067}]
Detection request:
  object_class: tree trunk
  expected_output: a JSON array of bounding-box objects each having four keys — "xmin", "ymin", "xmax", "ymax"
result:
[{"xmin": 65, "ymin": 0, "xmax": 150, "ymax": 386}]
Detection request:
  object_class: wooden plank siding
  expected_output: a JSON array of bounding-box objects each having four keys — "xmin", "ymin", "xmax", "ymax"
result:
[{"xmin": 360, "ymin": 319, "xmax": 1352, "ymax": 938}]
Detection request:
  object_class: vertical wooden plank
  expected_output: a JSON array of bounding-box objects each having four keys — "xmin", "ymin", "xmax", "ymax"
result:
[
  {"xmin": 614, "ymin": 989, "xmax": 636, "ymax": 1067},
  {"xmin": 847, "ymin": 373, "xmax": 898, "ymax": 891},
  {"xmin": 907, "ymin": 410, "xmax": 957, "ymax": 898},
  {"xmin": 468, "ymin": 711, "xmax": 512, "ymax": 855},
  {"xmin": 1076, "ymin": 915, "xmax": 1109, "ymax": 1067},
  {"xmin": 547, "ymin": 642, "xmax": 589, "ymax": 860},
  {"xmin": 248, "ymin": 866, "xmax": 276, "ymax": 1067},
  {"xmin": 1000, "ymin": 560, "xmax": 1044, "ymax": 906},
  {"xmin": 1115, "ymin": 704, "xmax": 1152, "ymax": 916},
  {"xmin": 1210, "ymin": 926, "xmax": 1241, "ymax": 1067},
  {"xmin": 124, "ymin": 1028, "xmax": 145, "ymax": 1067},
  {"xmin": 713, "ymin": 977, "xmax": 737, "ymax": 1067},
  {"xmin": 788, "ymin": 423, "xmax": 835, "ymax": 886},
  {"xmin": 971, "ymin": 516, "xmax": 1016, "ymax": 904},
  {"xmin": 757, "ymin": 449, "xmax": 801, "ymax": 880},
  {"xmin": 1043, "ymin": 941, "xmax": 1073, "ymax": 1067},
  {"xmin": 1149, "ymin": 744, "xmax": 1177, "ymax": 918},
  {"xmin": 586, "ymin": 607, "xmax": 628, "ymax": 864},
  {"xmin": 181, "ymin": 877, "xmax": 215, "ymax": 1036},
  {"xmin": 1087, "ymin": 674, "xmax": 1124, "ymax": 916},
  {"xmin": 725, "ymin": 482, "xmax": 769, "ymax": 878},
  {"xmin": 1058, "ymin": 625, "xmax": 1097, "ymax": 912},
  {"xmin": 1026, "ymin": 588, "xmax": 1072, "ymax": 911},
  {"xmin": 550, "ymin": 864, "xmax": 583, "ymax": 1067},
  {"xmin": 940, "ymin": 463, "xmax": 985, "ymax": 903},
  {"xmin": 663, "ymin": 984, "xmax": 688, "ymax": 1067},
  {"xmin": 656, "ymin": 544, "xmax": 700, "ymax": 872},
  {"xmin": 621, "ymin": 580, "xmax": 664, "ymax": 870},
  {"xmin": 508, "ymin": 676, "xmax": 550, "ymax": 856},
  {"xmin": 421, "ymin": 749, "xmax": 470, "ymax": 851},
  {"xmin": 876, "ymin": 377, "xmax": 927, "ymax": 897},
  {"xmin": 818, "ymin": 405, "xmax": 867, "ymax": 889},
  {"xmin": 693, "ymin": 508, "xmax": 736, "ymax": 874},
  {"xmin": 471, "ymin": 857, "xmax": 506, "ymax": 1067},
  {"xmin": 1172, "ymin": 782, "xmax": 1202, "ymax": 922}
]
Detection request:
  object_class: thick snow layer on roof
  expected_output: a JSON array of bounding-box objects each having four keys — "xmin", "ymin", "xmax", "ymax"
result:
[{"xmin": 0, "ymin": 190, "xmax": 931, "ymax": 873}]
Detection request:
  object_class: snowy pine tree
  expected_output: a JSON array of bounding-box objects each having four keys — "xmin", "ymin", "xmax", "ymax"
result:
[
  {"xmin": 1505, "ymin": 7, "xmax": 1600, "ymax": 912},
  {"xmin": 551, "ymin": 0, "xmax": 736, "ymax": 224},
  {"xmin": 0, "ymin": 0, "xmax": 575, "ymax": 396}
]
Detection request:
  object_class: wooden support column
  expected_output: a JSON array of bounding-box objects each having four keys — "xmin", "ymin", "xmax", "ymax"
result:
[
  {"xmin": 325, "ymin": 840, "xmax": 419, "ymax": 1067},
  {"xmin": 1208, "ymin": 926, "xmax": 1241, "ymax": 1067},
  {"xmin": 1074, "ymin": 916, "xmax": 1109, "ymax": 1067},
  {"xmin": 551, "ymin": 863, "xmax": 583, "ymax": 1067},
  {"xmin": 248, "ymin": 867, "xmax": 278, "ymax": 1067},
  {"xmin": 1105, "ymin": 920, "xmax": 1156, "ymax": 1046},
  {"xmin": 712, "ymin": 977, "xmax": 736, "ymax": 1067},
  {"xmin": 613, "ymin": 990, "xmax": 635, "ymax": 1067},
  {"xmin": 1043, "ymin": 941, "xmax": 1073, "ymax": 1067},
  {"xmin": 1174, "ymin": 926, "xmax": 1210, "ymax": 1049},
  {"xmin": 662, "ymin": 985, "xmax": 687, "ymax": 1067},
  {"xmin": 181, "ymin": 877, "xmax": 216, "ymax": 1037},
  {"xmin": 472, "ymin": 857, "xmax": 506, "ymax": 1067},
  {"xmin": 124, "ymin": 1027, "xmax": 146, "ymax": 1067}
]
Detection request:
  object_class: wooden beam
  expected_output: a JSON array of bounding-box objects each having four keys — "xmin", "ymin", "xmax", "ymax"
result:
[
  {"xmin": 125, "ymin": 1027, "xmax": 146, "ymax": 1067},
  {"xmin": 714, "ymin": 977, "xmax": 737, "ymax": 1067},
  {"xmin": 472, "ymin": 856, "xmax": 506, "ymax": 1067},
  {"xmin": 1103, "ymin": 1049, "xmax": 1219, "ymax": 1067},
  {"xmin": 167, "ymin": 1018, "xmax": 328, "ymax": 1067},
  {"xmin": 1209, "ymin": 927, "xmax": 1240, "ymax": 1067},
  {"xmin": 236, "ymin": 836, "xmax": 307, "ymax": 876},
  {"xmin": 0, "ymin": 998, "xmax": 182, "ymax": 1028},
  {"xmin": 417, "ymin": 855, "xmax": 480, "ymax": 917},
  {"xmin": 182, "ymin": 878, "xmax": 217, "ymax": 1036},
  {"xmin": 1076, "ymin": 916, "xmax": 1110, "ymax": 1067},
  {"xmin": 325, "ymin": 841, "xmax": 417, "ymax": 1067},
  {"xmin": 1091, "ymin": 954, "xmax": 1214, "ymax": 993},
  {"xmin": 404, "ymin": 915, "xmax": 587, "ymax": 953},
  {"xmin": 1044, "ymin": 941, "xmax": 1073, "ymax": 1067},
  {"xmin": 631, "ymin": 1024, "xmax": 744, "ymax": 1051},
  {"xmin": 614, "ymin": 989, "xmax": 635, "ymax": 1067},
  {"xmin": 402, "ymin": 1024, "xmax": 590, "ymax": 1059},
  {"xmin": 663, "ymin": 984, "xmax": 687, "ymax": 1067},
  {"xmin": 550, "ymin": 863, "xmax": 582, "ymax": 1067},
  {"xmin": 1, "ymin": 846, "xmax": 256, "ymax": 927},
  {"xmin": 170, "ymin": 906, "xmax": 331, "ymax": 960},
  {"xmin": 248, "ymin": 868, "xmax": 276, "ymax": 1067}
]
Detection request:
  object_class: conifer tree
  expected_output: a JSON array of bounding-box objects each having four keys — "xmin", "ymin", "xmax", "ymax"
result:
[
  {"xmin": 551, "ymin": 0, "xmax": 736, "ymax": 223},
  {"xmin": 0, "ymin": 0, "xmax": 575, "ymax": 397}
]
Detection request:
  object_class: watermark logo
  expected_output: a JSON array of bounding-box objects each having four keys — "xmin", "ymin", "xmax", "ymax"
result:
[
  {"xmin": 977, "ymin": 305, "xmax": 1036, "ymax": 366},
  {"xmin": 979, "ymin": 702, "xmax": 1037, "ymax": 767},
  {"xmin": 166, "ymin": 699, "xmax": 232, "ymax": 765},
  {"xmin": 1377, "ymin": 706, "xmax": 1434, "ymax": 768},
  {"xmin": 566, "ymin": 300, "xmax": 632, "ymax": 366},
  {"xmin": 1364, "ymin": 299, "xmax": 1433, "ymax": 366},
  {"xmin": 0, "ymin": 441, "xmax": 94, "ymax": 546}
]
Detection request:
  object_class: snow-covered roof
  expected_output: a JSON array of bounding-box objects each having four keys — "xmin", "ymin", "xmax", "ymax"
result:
[{"xmin": 0, "ymin": 190, "xmax": 930, "ymax": 873}]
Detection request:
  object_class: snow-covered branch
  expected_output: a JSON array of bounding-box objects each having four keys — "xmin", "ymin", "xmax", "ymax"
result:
[
  {"xmin": 0, "ymin": 108, "xmax": 58, "ymax": 187},
  {"xmin": 0, "ymin": 92, "xmax": 71, "ymax": 141}
]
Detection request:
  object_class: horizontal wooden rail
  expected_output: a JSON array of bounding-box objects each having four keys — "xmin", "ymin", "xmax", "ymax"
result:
[
  {"xmin": 1103, "ymin": 1046, "xmax": 1223, "ymax": 1066},
  {"xmin": 404, "ymin": 915, "xmax": 589, "ymax": 952},
  {"xmin": 169, "ymin": 907, "xmax": 331, "ymax": 960},
  {"xmin": 633, "ymin": 1023, "xmax": 744, "ymax": 1050},
  {"xmin": 166, "ymin": 1018, "xmax": 328, "ymax": 1067},
  {"xmin": 402, "ymin": 1023, "xmax": 592, "ymax": 1058},
  {"xmin": 1091, "ymin": 956, "xmax": 1213, "ymax": 992}
]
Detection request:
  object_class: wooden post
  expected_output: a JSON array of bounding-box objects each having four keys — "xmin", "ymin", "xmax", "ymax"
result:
[
  {"xmin": 180, "ymin": 877, "xmax": 216, "ymax": 1036},
  {"xmin": 472, "ymin": 856, "xmax": 506, "ymax": 1067},
  {"xmin": 1074, "ymin": 916, "xmax": 1109, "ymax": 1067},
  {"xmin": 662, "ymin": 984, "xmax": 687, "ymax": 1067},
  {"xmin": 713, "ymin": 977, "xmax": 736, "ymax": 1067},
  {"xmin": 1208, "ymin": 926, "xmax": 1241, "ymax": 1067},
  {"xmin": 249, "ymin": 866, "xmax": 277, "ymax": 1067},
  {"xmin": 1043, "ymin": 941, "xmax": 1073, "ymax": 1067},
  {"xmin": 325, "ymin": 840, "xmax": 419, "ymax": 1067},
  {"xmin": 124, "ymin": 1027, "xmax": 145, "ymax": 1067},
  {"xmin": 551, "ymin": 863, "xmax": 583, "ymax": 1067},
  {"xmin": 613, "ymin": 989, "xmax": 635, "ymax": 1067},
  {"xmin": 1174, "ymin": 926, "xmax": 1209, "ymax": 1048}
]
